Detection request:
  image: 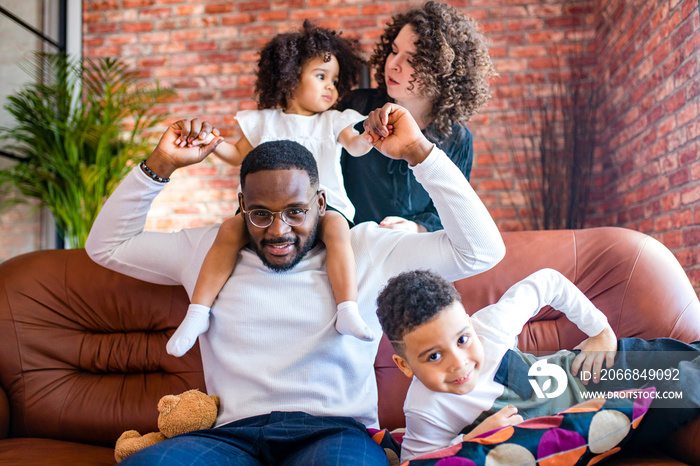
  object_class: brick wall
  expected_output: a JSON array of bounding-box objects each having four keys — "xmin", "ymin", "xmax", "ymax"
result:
[
  {"xmin": 467, "ymin": 0, "xmax": 599, "ymax": 231},
  {"xmin": 80, "ymin": 0, "xmax": 605, "ymax": 233},
  {"xmin": 0, "ymin": 155, "xmax": 41, "ymax": 259},
  {"xmin": 1, "ymin": 0, "xmax": 698, "ymax": 293},
  {"xmin": 586, "ymin": 0, "xmax": 700, "ymax": 286},
  {"xmin": 0, "ymin": 201, "xmax": 40, "ymax": 260}
]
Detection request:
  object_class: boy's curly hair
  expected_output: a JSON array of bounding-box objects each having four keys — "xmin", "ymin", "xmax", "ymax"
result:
[
  {"xmin": 371, "ymin": 1, "xmax": 496, "ymax": 142},
  {"xmin": 255, "ymin": 20, "xmax": 365, "ymax": 110},
  {"xmin": 376, "ymin": 269, "xmax": 462, "ymax": 356}
]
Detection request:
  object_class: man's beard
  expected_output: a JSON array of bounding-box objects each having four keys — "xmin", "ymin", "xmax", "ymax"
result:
[{"xmin": 251, "ymin": 218, "xmax": 319, "ymax": 272}]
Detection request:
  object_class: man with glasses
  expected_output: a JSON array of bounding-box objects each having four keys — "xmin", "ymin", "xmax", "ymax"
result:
[{"xmin": 86, "ymin": 103, "xmax": 505, "ymax": 465}]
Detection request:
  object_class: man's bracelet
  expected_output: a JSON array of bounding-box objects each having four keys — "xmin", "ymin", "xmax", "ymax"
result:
[{"xmin": 139, "ymin": 159, "xmax": 170, "ymax": 183}]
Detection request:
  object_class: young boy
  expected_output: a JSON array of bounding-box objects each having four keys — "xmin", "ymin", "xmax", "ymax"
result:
[{"xmin": 376, "ymin": 268, "xmax": 700, "ymax": 462}]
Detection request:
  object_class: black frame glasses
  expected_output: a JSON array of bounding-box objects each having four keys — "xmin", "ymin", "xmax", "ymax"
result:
[{"xmin": 240, "ymin": 192, "xmax": 319, "ymax": 228}]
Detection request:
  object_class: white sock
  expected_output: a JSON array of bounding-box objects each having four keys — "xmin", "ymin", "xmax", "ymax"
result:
[
  {"xmin": 335, "ymin": 301, "xmax": 375, "ymax": 341},
  {"xmin": 166, "ymin": 304, "xmax": 211, "ymax": 357}
]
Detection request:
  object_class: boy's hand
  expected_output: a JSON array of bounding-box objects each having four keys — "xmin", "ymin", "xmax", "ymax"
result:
[
  {"xmin": 571, "ymin": 324, "xmax": 617, "ymax": 385},
  {"xmin": 462, "ymin": 405, "xmax": 523, "ymax": 441}
]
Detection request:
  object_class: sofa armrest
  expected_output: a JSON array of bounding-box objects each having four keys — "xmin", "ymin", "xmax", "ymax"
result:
[
  {"xmin": 0, "ymin": 384, "xmax": 9, "ymax": 439},
  {"xmin": 664, "ymin": 416, "xmax": 700, "ymax": 465},
  {"xmin": 0, "ymin": 249, "xmax": 205, "ymax": 446}
]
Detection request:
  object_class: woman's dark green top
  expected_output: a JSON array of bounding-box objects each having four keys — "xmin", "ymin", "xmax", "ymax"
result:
[{"xmin": 339, "ymin": 88, "xmax": 474, "ymax": 232}]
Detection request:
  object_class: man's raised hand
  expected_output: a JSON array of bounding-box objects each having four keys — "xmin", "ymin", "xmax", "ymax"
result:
[
  {"xmin": 362, "ymin": 103, "xmax": 434, "ymax": 166},
  {"xmin": 173, "ymin": 118, "xmax": 218, "ymax": 147},
  {"xmin": 146, "ymin": 119, "xmax": 224, "ymax": 180}
]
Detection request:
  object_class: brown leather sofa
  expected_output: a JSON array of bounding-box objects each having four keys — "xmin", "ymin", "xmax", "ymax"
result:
[{"xmin": 1, "ymin": 227, "xmax": 699, "ymax": 465}]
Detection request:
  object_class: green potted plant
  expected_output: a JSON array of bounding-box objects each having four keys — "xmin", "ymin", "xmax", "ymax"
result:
[{"xmin": 0, "ymin": 52, "xmax": 175, "ymax": 248}]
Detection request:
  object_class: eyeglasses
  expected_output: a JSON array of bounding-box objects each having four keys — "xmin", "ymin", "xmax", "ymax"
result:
[{"xmin": 240, "ymin": 192, "xmax": 319, "ymax": 228}]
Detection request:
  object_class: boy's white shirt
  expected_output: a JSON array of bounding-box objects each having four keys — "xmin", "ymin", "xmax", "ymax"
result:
[{"xmin": 400, "ymin": 268, "xmax": 609, "ymax": 461}]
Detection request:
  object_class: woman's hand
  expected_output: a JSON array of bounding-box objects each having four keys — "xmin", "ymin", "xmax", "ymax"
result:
[{"xmin": 379, "ymin": 216, "xmax": 427, "ymax": 232}]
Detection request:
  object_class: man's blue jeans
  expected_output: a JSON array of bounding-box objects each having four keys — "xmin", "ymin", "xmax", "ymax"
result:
[{"xmin": 120, "ymin": 411, "xmax": 389, "ymax": 465}]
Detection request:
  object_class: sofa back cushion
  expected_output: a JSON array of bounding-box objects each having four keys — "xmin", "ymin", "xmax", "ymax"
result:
[{"xmin": 0, "ymin": 249, "xmax": 204, "ymax": 447}]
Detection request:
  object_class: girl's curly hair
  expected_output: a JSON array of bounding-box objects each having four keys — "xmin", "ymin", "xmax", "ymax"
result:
[
  {"xmin": 255, "ymin": 20, "xmax": 365, "ymax": 110},
  {"xmin": 371, "ymin": 1, "xmax": 496, "ymax": 142}
]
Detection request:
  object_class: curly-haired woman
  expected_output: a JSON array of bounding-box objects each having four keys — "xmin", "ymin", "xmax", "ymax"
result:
[
  {"xmin": 167, "ymin": 21, "xmax": 376, "ymax": 359},
  {"xmin": 341, "ymin": 1, "xmax": 495, "ymax": 232}
]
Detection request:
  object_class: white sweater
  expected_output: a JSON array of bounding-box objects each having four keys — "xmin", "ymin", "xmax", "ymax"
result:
[
  {"xmin": 400, "ymin": 268, "xmax": 609, "ymax": 461},
  {"xmin": 85, "ymin": 146, "xmax": 505, "ymax": 429}
]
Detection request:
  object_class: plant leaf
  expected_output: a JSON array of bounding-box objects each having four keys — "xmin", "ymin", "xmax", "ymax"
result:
[{"xmin": 0, "ymin": 52, "xmax": 176, "ymax": 247}]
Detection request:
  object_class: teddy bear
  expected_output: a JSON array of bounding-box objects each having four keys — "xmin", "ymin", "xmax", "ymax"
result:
[{"xmin": 114, "ymin": 389, "xmax": 220, "ymax": 463}]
